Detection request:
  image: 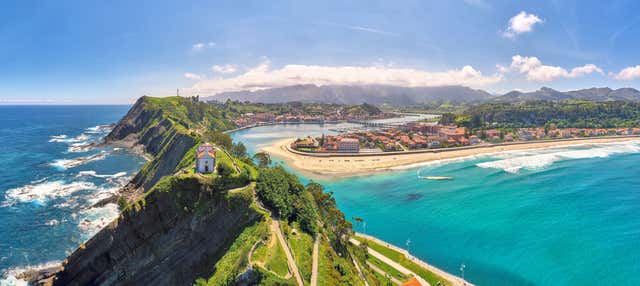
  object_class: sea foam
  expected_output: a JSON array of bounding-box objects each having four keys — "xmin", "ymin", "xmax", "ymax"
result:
[
  {"xmin": 50, "ymin": 152, "xmax": 108, "ymax": 170},
  {"xmin": 75, "ymin": 171, "xmax": 127, "ymax": 179},
  {"xmin": 4, "ymin": 181, "xmax": 96, "ymax": 206},
  {"xmin": 477, "ymin": 142, "xmax": 640, "ymax": 173},
  {"xmin": 78, "ymin": 203, "xmax": 119, "ymax": 238}
]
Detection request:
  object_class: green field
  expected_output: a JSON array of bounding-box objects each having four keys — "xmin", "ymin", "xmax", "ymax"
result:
[
  {"xmin": 284, "ymin": 222, "xmax": 314, "ymax": 284},
  {"xmin": 354, "ymin": 236, "xmax": 451, "ymax": 286}
]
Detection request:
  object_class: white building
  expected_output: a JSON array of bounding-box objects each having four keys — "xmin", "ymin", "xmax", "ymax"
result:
[
  {"xmin": 195, "ymin": 143, "xmax": 216, "ymax": 173},
  {"xmin": 337, "ymin": 138, "xmax": 360, "ymax": 153}
]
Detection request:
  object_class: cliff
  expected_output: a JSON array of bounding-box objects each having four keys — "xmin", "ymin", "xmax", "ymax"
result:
[
  {"xmin": 32, "ymin": 96, "xmax": 393, "ymax": 286},
  {"xmin": 53, "ymin": 175, "xmax": 263, "ymax": 286},
  {"xmin": 104, "ymin": 96, "xmax": 235, "ymax": 191}
]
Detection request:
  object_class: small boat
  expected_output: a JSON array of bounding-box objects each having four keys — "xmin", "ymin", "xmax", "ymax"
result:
[{"xmin": 419, "ymin": 176, "xmax": 453, "ymax": 181}]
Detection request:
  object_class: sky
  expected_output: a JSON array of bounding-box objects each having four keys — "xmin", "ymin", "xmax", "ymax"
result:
[{"xmin": 3, "ymin": 0, "xmax": 640, "ymax": 104}]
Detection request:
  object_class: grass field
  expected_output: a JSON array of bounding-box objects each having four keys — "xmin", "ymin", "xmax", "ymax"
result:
[
  {"xmin": 252, "ymin": 228, "xmax": 291, "ymax": 278},
  {"xmin": 284, "ymin": 222, "xmax": 314, "ymax": 285},
  {"xmin": 354, "ymin": 236, "xmax": 451, "ymax": 286}
]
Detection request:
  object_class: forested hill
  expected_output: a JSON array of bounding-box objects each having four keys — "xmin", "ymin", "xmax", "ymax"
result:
[
  {"xmin": 495, "ymin": 87, "xmax": 640, "ymax": 102},
  {"xmin": 460, "ymin": 100, "xmax": 640, "ymax": 129}
]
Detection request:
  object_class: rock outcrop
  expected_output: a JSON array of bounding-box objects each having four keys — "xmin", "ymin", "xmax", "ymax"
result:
[{"xmin": 53, "ymin": 176, "xmax": 261, "ymax": 286}]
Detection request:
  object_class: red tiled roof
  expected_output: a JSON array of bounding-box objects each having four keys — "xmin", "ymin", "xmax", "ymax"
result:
[{"xmin": 402, "ymin": 277, "xmax": 423, "ymax": 286}]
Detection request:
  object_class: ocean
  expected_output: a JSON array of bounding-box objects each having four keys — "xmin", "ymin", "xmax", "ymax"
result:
[
  {"xmin": 3, "ymin": 111, "xmax": 640, "ymax": 285},
  {"xmin": 231, "ymin": 123, "xmax": 640, "ymax": 286},
  {"xmin": 0, "ymin": 106, "xmax": 145, "ymax": 284}
]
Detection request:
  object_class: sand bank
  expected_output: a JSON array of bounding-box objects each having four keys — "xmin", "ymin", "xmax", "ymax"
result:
[{"xmin": 262, "ymin": 136, "xmax": 640, "ymax": 179}]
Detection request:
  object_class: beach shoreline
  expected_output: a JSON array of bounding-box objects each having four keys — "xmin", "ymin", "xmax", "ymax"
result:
[{"xmin": 262, "ymin": 136, "xmax": 640, "ymax": 179}]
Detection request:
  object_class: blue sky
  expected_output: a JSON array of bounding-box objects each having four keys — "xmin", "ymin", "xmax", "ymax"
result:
[{"xmin": 2, "ymin": 0, "xmax": 640, "ymax": 104}]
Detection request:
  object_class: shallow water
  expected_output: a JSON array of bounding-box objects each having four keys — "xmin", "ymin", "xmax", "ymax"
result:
[
  {"xmin": 232, "ymin": 123, "xmax": 640, "ymax": 286},
  {"xmin": 0, "ymin": 106, "xmax": 144, "ymax": 282}
]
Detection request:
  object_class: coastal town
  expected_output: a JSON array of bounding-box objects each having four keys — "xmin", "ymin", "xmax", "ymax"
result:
[
  {"xmin": 290, "ymin": 121, "xmax": 640, "ymax": 153},
  {"xmin": 230, "ymin": 106, "xmax": 395, "ymax": 128}
]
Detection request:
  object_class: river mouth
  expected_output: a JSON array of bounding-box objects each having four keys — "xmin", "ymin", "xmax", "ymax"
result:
[{"xmin": 231, "ymin": 123, "xmax": 640, "ymax": 286}]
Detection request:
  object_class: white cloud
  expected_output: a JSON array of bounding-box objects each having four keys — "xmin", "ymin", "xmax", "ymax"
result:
[
  {"xmin": 502, "ymin": 11, "xmax": 543, "ymax": 38},
  {"xmin": 183, "ymin": 73, "xmax": 203, "ymax": 80},
  {"xmin": 185, "ymin": 59, "xmax": 503, "ymax": 95},
  {"xmin": 191, "ymin": 42, "xmax": 216, "ymax": 52},
  {"xmin": 612, "ymin": 65, "xmax": 640, "ymax": 80},
  {"xmin": 212, "ymin": 64, "xmax": 237, "ymax": 74},
  {"xmin": 505, "ymin": 55, "xmax": 602, "ymax": 81}
]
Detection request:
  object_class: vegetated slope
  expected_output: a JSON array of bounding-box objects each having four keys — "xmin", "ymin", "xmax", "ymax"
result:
[
  {"xmin": 104, "ymin": 96, "xmax": 236, "ymax": 190},
  {"xmin": 40, "ymin": 96, "xmax": 391, "ymax": 286},
  {"xmin": 54, "ymin": 175, "xmax": 262, "ymax": 286},
  {"xmin": 495, "ymin": 87, "xmax": 640, "ymax": 102},
  {"xmin": 462, "ymin": 100, "xmax": 640, "ymax": 129},
  {"xmin": 207, "ymin": 84, "xmax": 493, "ymax": 105}
]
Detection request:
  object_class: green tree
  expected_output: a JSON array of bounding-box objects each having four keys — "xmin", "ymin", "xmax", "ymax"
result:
[
  {"xmin": 203, "ymin": 131, "xmax": 232, "ymax": 150},
  {"xmin": 231, "ymin": 142, "xmax": 247, "ymax": 158},
  {"xmin": 253, "ymin": 152, "xmax": 272, "ymax": 168}
]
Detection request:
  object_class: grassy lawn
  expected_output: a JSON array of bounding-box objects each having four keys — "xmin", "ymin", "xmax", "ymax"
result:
[
  {"xmin": 284, "ymin": 222, "xmax": 314, "ymax": 285},
  {"xmin": 317, "ymin": 239, "xmax": 363, "ymax": 286},
  {"xmin": 354, "ymin": 236, "xmax": 452, "ymax": 286},
  {"xmin": 367, "ymin": 255, "xmax": 409, "ymax": 281},
  {"xmin": 193, "ymin": 218, "xmax": 269, "ymax": 286},
  {"xmin": 252, "ymin": 228, "xmax": 290, "ymax": 278}
]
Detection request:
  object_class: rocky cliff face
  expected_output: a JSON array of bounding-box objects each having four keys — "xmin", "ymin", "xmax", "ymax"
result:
[
  {"xmin": 53, "ymin": 176, "xmax": 261, "ymax": 286},
  {"xmin": 104, "ymin": 96, "xmax": 199, "ymax": 191}
]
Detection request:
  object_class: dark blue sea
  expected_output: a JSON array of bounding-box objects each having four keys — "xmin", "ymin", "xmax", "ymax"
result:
[{"xmin": 0, "ymin": 106, "xmax": 144, "ymax": 284}]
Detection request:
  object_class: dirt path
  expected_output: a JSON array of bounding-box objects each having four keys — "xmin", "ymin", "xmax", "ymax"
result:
[
  {"xmin": 310, "ymin": 236, "xmax": 319, "ymax": 286},
  {"xmin": 272, "ymin": 219, "xmax": 304, "ymax": 286}
]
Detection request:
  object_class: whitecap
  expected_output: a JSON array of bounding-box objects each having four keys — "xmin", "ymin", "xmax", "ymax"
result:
[
  {"xmin": 85, "ymin": 125, "xmax": 112, "ymax": 134},
  {"xmin": 45, "ymin": 219, "xmax": 60, "ymax": 226},
  {"xmin": 0, "ymin": 261, "xmax": 61, "ymax": 286},
  {"xmin": 50, "ymin": 152, "xmax": 108, "ymax": 170},
  {"xmin": 75, "ymin": 171, "xmax": 126, "ymax": 179},
  {"xmin": 49, "ymin": 134, "xmax": 90, "ymax": 144},
  {"xmin": 48, "ymin": 134, "xmax": 68, "ymax": 142},
  {"xmin": 85, "ymin": 187, "xmax": 120, "ymax": 206},
  {"xmin": 477, "ymin": 142, "xmax": 640, "ymax": 173},
  {"xmin": 4, "ymin": 181, "xmax": 96, "ymax": 205},
  {"xmin": 77, "ymin": 203, "xmax": 119, "ymax": 237}
]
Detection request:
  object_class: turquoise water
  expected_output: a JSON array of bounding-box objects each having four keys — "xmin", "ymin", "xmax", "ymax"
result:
[
  {"xmin": 0, "ymin": 106, "xmax": 145, "ymax": 283},
  {"xmin": 232, "ymin": 124, "xmax": 640, "ymax": 286}
]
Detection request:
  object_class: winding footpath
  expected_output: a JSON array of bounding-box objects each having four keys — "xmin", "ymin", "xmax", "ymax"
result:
[{"xmin": 272, "ymin": 219, "xmax": 304, "ymax": 286}]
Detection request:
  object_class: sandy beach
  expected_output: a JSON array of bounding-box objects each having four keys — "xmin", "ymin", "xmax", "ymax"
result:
[{"xmin": 262, "ymin": 136, "xmax": 640, "ymax": 178}]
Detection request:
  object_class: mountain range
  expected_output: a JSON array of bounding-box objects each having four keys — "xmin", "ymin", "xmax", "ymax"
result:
[{"xmin": 205, "ymin": 85, "xmax": 640, "ymax": 105}]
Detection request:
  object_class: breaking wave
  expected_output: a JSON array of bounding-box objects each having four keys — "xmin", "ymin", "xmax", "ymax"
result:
[
  {"xmin": 77, "ymin": 203, "xmax": 119, "ymax": 238},
  {"xmin": 76, "ymin": 171, "xmax": 127, "ymax": 179},
  {"xmin": 0, "ymin": 261, "xmax": 61, "ymax": 286},
  {"xmin": 3, "ymin": 181, "xmax": 97, "ymax": 206},
  {"xmin": 477, "ymin": 141, "xmax": 640, "ymax": 173},
  {"xmin": 48, "ymin": 134, "xmax": 89, "ymax": 143},
  {"xmin": 84, "ymin": 125, "xmax": 113, "ymax": 134},
  {"xmin": 50, "ymin": 152, "xmax": 108, "ymax": 170}
]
